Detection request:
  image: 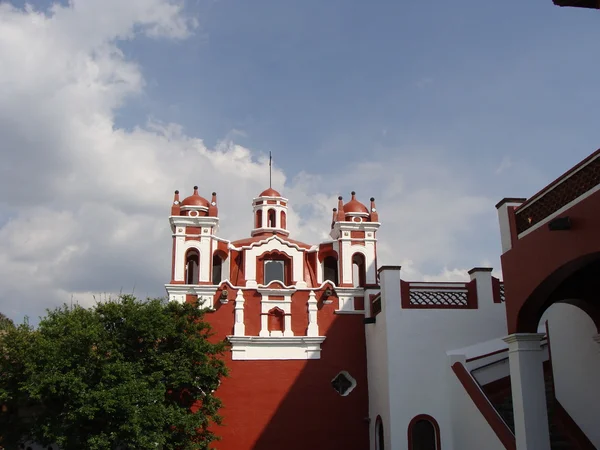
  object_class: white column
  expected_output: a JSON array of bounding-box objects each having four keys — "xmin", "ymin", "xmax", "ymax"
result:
[
  {"xmin": 307, "ymin": 291, "xmax": 319, "ymax": 336},
  {"xmin": 233, "ymin": 289, "xmax": 245, "ymax": 336},
  {"xmin": 503, "ymin": 333, "xmax": 550, "ymax": 450},
  {"xmin": 174, "ymin": 234, "xmax": 186, "ymax": 281},
  {"xmin": 283, "ymin": 314, "xmax": 293, "ymax": 337},
  {"xmin": 259, "ymin": 314, "xmax": 269, "ymax": 336}
]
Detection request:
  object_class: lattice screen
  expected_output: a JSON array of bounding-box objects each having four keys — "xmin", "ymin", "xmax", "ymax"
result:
[{"xmin": 409, "ymin": 289, "xmax": 469, "ymax": 307}]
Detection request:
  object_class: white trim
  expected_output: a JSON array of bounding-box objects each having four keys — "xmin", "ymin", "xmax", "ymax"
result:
[
  {"xmin": 307, "ymin": 291, "xmax": 319, "ymax": 336},
  {"xmin": 251, "ymin": 227, "xmax": 290, "ymax": 237},
  {"xmin": 259, "ymin": 290, "xmax": 294, "ymax": 337},
  {"xmin": 165, "ymin": 284, "xmax": 218, "ymax": 309},
  {"xmin": 244, "ymin": 236, "xmax": 307, "ymax": 288},
  {"xmin": 332, "ymin": 370, "xmax": 357, "ymax": 397},
  {"xmin": 169, "ymin": 216, "xmax": 219, "ymax": 230},
  {"xmin": 257, "ymin": 285, "xmax": 298, "ymax": 295},
  {"xmin": 227, "ymin": 336, "xmax": 326, "ymax": 360},
  {"xmin": 517, "ymin": 183, "xmax": 600, "ymax": 239},
  {"xmin": 233, "ymin": 289, "xmax": 245, "ymax": 336},
  {"xmin": 252, "ymin": 195, "xmax": 289, "ymax": 203},
  {"xmin": 409, "ymin": 282, "xmax": 469, "ymax": 288},
  {"xmin": 230, "ymin": 234, "xmax": 317, "ymax": 252}
]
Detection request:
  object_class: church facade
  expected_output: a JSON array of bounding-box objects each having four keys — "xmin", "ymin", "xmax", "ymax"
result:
[{"xmin": 163, "ymin": 185, "xmax": 518, "ymax": 450}]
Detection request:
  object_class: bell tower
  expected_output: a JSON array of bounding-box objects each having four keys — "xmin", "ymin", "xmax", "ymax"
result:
[
  {"xmin": 169, "ymin": 186, "xmax": 221, "ymax": 286},
  {"xmin": 330, "ymin": 192, "xmax": 380, "ymax": 287},
  {"xmin": 251, "ymin": 188, "xmax": 289, "ymax": 237}
]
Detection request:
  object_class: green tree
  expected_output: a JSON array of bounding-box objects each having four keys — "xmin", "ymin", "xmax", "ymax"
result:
[
  {"xmin": 0, "ymin": 296, "xmax": 228, "ymax": 450},
  {"xmin": 0, "ymin": 312, "xmax": 13, "ymax": 331}
]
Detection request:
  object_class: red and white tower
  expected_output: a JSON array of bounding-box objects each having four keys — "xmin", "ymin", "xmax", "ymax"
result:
[{"xmin": 165, "ymin": 185, "xmax": 380, "ymax": 450}]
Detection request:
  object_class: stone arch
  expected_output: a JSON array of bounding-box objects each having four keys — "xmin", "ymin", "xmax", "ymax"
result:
[
  {"xmin": 407, "ymin": 414, "xmax": 441, "ymax": 450},
  {"xmin": 516, "ymin": 251, "xmax": 600, "ymax": 333},
  {"xmin": 267, "ymin": 307, "xmax": 285, "ymax": 334},
  {"xmin": 185, "ymin": 248, "xmax": 200, "ymax": 285},
  {"xmin": 267, "ymin": 208, "xmax": 276, "ymax": 227},
  {"xmin": 280, "ymin": 210, "xmax": 287, "ymax": 229},
  {"xmin": 351, "ymin": 252, "xmax": 366, "ymax": 287},
  {"xmin": 255, "ymin": 209, "xmax": 263, "ymax": 228},
  {"xmin": 375, "ymin": 415, "xmax": 385, "ymax": 450}
]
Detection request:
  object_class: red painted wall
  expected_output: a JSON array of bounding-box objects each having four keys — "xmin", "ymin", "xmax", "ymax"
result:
[
  {"xmin": 501, "ymin": 189, "xmax": 600, "ymax": 333},
  {"xmin": 206, "ymin": 291, "xmax": 370, "ymax": 450}
]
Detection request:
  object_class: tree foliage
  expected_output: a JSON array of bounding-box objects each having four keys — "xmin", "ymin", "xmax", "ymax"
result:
[
  {"xmin": 0, "ymin": 312, "xmax": 13, "ymax": 331},
  {"xmin": 0, "ymin": 296, "xmax": 228, "ymax": 450}
]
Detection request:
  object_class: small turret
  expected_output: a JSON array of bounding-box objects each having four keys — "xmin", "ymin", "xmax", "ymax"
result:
[{"xmin": 171, "ymin": 190, "xmax": 181, "ymax": 215}]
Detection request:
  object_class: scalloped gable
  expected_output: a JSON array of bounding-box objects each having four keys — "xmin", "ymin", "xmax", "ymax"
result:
[{"xmin": 230, "ymin": 233, "xmax": 317, "ymax": 252}]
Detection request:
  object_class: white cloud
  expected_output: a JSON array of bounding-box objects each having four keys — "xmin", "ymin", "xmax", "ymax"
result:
[
  {"xmin": 495, "ymin": 155, "xmax": 513, "ymax": 174},
  {"xmin": 0, "ymin": 1, "xmax": 501, "ymax": 322}
]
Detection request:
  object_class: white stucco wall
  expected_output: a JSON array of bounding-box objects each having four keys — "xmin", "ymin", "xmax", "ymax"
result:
[
  {"xmin": 365, "ymin": 269, "xmax": 395, "ymax": 450},
  {"xmin": 545, "ymin": 302, "xmax": 600, "ymax": 447},
  {"xmin": 368, "ymin": 269, "xmax": 508, "ymax": 450},
  {"xmin": 447, "ymin": 356, "xmax": 506, "ymax": 450}
]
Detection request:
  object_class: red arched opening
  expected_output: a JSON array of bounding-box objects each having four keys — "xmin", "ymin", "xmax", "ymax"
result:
[
  {"xmin": 267, "ymin": 307, "xmax": 284, "ymax": 335},
  {"xmin": 516, "ymin": 252, "xmax": 600, "ymax": 333},
  {"xmin": 185, "ymin": 249, "xmax": 200, "ymax": 285},
  {"xmin": 259, "ymin": 251, "xmax": 292, "ymax": 285},
  {"xmin": 352, "ymin": 253, "xmax": 366, "ymax": 287},
  {"xmin": 255, "ymin": 210, "xmax": 263, "ymax": 228},
  {"xmin": 375, "ymin": 415, "xmax": 384, "ymax": 450},
  {"xmin": 323, "ymin": 255, "xmax": 339, "ymax": 285},
  {"xmin": 280, "ymin": 210, "xmax": 287, "ymax": 229},
  {"xmin": 407, "ymin": 414, "xmax": 441, "ymax": 450},
  {"xmin": 212, "ymin": 251, "xmax": 227, "ymax": 285},
  {"xmin": 268, "ymin": 208, "xmax": 276, "ymax": 227}
]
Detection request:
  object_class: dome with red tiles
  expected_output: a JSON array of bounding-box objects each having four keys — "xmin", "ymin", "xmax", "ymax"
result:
[
  {"xmin": 259, "ymin": 187, "xmax": 282, "ymax": 197},
  {"xmin": 344, "ymin": 192, "xmax": 369, "ymax": 214},
  {"xmin": 181, "ymin": 186, "xmax": 210, "ymax": 207}
]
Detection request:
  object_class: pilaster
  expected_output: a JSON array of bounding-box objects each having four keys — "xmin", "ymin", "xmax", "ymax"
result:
[
  {"xmin": 233, "ymin": 289, "xmax": 245, "ymax": 336},
  {"xmin": 503, "ymin": 333, "xmax": 550, "ymax": 450},
  {"xmin": 307, "ymin": 291, "xmax": 319, "ymax": 336}
]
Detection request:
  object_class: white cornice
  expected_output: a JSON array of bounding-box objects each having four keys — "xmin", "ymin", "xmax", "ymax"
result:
[
  {"xmin": 334, "ymin": 287, "xmax": 366, "ymax": 296},
  {"xmin": 257, "ymin": 284, "xmax": 298, "ymax": 295},
  {"xmin": 251, "ymin": 227, "xmax": 290, "ymax": 237},
  {"xmin": 227, "ymin": 335, "xmax": 326, "ymax": 360},
  {"xmin": 252, "ymin": 195, "xmax": 289, "ymax": 203},
  {"xmin": 169, "ymin": 216, "xmax": 220, "ymax": 230}
]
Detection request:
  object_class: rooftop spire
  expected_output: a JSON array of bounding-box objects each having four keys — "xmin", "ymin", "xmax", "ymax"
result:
[{"xmin": 269, "ymin": 151, "xmax": 272, "ymax": 188}]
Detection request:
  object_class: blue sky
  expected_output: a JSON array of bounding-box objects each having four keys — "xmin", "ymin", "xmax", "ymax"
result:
[
  {"xmin": 0, "ymin": 0, "xmax": 599, "ymax": 322},
  {"xmin": 118, "ymin": 0, "xmax": 600, "ymax": 173}
]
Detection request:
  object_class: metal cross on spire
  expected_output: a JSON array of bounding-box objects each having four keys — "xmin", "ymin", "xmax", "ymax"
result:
[{"xmin": 269, "ymin": 151, "xmax": 272, "ymax": 188}]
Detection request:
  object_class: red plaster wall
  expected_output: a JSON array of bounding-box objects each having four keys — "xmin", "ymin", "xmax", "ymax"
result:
[
  {"xmin": 501, "ymin": 189, "xmax": 600, "ymax": 333},
  {"xmin": 206, "ymin": 291, "xmax": 370, "ymax": 450}
]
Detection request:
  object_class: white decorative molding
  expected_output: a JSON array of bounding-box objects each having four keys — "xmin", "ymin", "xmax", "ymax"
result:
[
  {"xmin": 503, "ymin": 333, "xmax": 545, "ymax": 352},
  {"xmin": 335, "ymin": 287, "xmax": 365, "ymax": 313},
  {"xmin": 243, "ymin": 236, "xmax": 307, "ymax": 288},
  {"xmin": 227, "ymin": 336, "xmax": 327, "ymax": 360},
  {"xmin": 332, "ymin": 370, "xmax": 357, "ymax": 397},
  {"xmin": 182, "ymin": 239, "xmax": 211, "ymax": 283},
  {"xmin": 233, "ymin": 289, "xmax": 245, "ymax": 336},
  {"xmin": 165, "ymin": 284, "xmax": 217, "ymax": 310},
  {"xmin": 251, "ymin": 226, "xmax": 289, "ymax": 237},
  {"xmin": 329, "ymin": 221, "xmax": 380, "ymax": 240},
  {"xmin": 307, "ymin": 291, "xmax": 319, "ymax": 336},
  {"xmin": 169, "ymin": 215, "xmax": 219, "ymax": 231},
  {"xmin": 259, "ymin": 290, "xmax": 294, "ymax": 337},
  {"xmin": 230, "ymin": 234, "xmax": 318, "ymax": 252}
]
